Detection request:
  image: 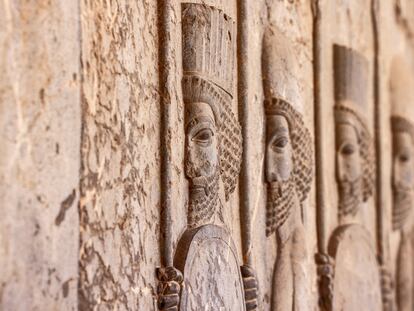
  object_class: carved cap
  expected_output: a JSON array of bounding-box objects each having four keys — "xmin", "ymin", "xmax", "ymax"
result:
[
  {"xmin": 391, "ymin": 116, "xmax": 414, "ymax": 144},
  {"xmin": 334, "ymin": 102, "xmax": 369, "ymax": 142},
  {"xmin": 333, "ymin": 44, "xmax": 369, "ymax": 114},
  {"xmin": 390, "ymin": 56, "xmax": 414, "ymax": 124},
  {"xmin": 182, "ymin": 75, "xmax": 225, "ymax": 126},
  {"xmin": 262, "ymin": 24, "xmax": 301, "ymax": 111},
  {"xmin": 182, "ymin": 3, "xmax": 236, "ymax": 97}
]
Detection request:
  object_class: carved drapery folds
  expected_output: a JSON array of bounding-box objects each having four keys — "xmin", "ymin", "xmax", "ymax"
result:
[{"xmin": 262, "ymin": 24, "xmax": 313, "ymax": 311}]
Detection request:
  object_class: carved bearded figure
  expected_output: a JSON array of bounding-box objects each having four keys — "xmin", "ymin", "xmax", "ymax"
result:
[
  {"xmin": 390, "ymin": 57, "xmax": 414, "ymax": 311},
  {"xmin": 316, "ymin": 45, "xmax": 381, "ymax": 311},
  {"xmin": 332, "ymin": 46, "xmax": 375, "ymax": 222},
  {"xmin": 262, "ymin": 25, "xmax": 314, "ymax": 311},
  {"xmin": 157, "ymin": 4, "xmax": 257, "ymax": 311}
]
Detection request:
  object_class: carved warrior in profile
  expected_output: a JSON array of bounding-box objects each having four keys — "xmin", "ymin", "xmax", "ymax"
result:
[
  {"xmin": 262, "ymin": 25, "xmax": 313, "ymax": 311},
  {"xmin": 316, "ymin": 45, "xmax": 382, "ymax": 311},
  {"xmin": 333, "ymin": 53, "xmax": 375, "ymax": 222},
  {"xmin": 390, "ymin": 57, "xmax": 414, "ymax": 311},
  {"xmin": 157, "ymin": 4, "xmax": 257, "ymax": 311}
]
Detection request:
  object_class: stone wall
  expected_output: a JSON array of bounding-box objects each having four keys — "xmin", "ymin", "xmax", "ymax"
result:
[{"xmin": 1, "ymin": 0, "xmax": 414, "ymax": 310}]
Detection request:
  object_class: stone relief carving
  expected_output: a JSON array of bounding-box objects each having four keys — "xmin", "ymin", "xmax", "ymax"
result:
[
  {"xmin": 262, "ymin": 25, "xmax": 314, "ymax": 311},
  {"xmin": 391, "ymin": 117, "xmax": 414, "ymax": 233},
  {"xmin": 332, "ymin": 45, "xmax": 375, "ymax": 222},
  {"xmin": 157, "ymin": 3, "xmax": 257, "ymax": 310},
  {"xmin": 390, "ymin": 57, "xmax": 414, "ymax": 311},
  {"xmin": 316, "ymin": 45, "xmax": 381, "ymax": 311},
  {"xmin": 395, "ymin": 0, "xmax": 414, "ymax": 38}
]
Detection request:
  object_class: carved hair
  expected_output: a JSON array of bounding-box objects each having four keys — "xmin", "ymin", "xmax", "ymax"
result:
[
  {"xmin": 182, "ymin": 3, "xmax": 242, "ymax": 200},
  {"xmin": 334, "ymin": 104, "xmax": 376, "ymax": 202},
  {"xmin": 265, "ymin": 98, "xmax": 314, "ymax": 203},
  {"xmin": 391, "ymin": 116, "xmax": 414, "ymax": 143}
]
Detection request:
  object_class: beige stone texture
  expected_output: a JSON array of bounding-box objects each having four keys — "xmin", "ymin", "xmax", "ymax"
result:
[
  {"xmin": 0, "ymin": 0, "xmax": 414, "ymax": 310},
  {"xmin": 78, "ymin": 1, "xmax": 161, "ymax": 310},
  {"xmin": 0, "ymin": 1, "xmax": 81, "ymax": 310}
]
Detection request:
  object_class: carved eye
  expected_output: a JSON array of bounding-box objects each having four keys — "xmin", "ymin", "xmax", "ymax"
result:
[
  {"xmin": 399, "ymin": 153, "xmax": 410, "ymax": 163},
  {"xmin": 341, "ymin": 143, "xmax": 355, "ymax": 156},
  {"xmin": 192, "ymin": 128, "xmax": 213, "ymax": 145},
  {"xmin": 272, "ymin": 137, "xmax": 288, "ymax": 151}
]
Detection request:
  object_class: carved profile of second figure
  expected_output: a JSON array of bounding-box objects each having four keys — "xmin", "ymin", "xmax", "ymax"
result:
[
  {"xmin": 316, "ymin": 45, "xmax": 382, "ymax": 311},
  {"xmin": 390, "ymin": 57, "xmax": 414, "ymax": 311},
  {"xmin": 157, "ymin": 3, "xmax": 257, "ymax": 311},
  {"xmin": 332, "ymin": 45, "xmax": 375, "ymax": 222},
  {"xmin": 262, "ymin": 25, "xmax": 314, "ymax": 311},
  {"xmin": 391, "ymin": 116, "xmax": 414, "ymax": 311}
]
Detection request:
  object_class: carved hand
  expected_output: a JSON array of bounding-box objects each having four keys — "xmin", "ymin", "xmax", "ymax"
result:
[
  {"xmin": 156, "ymin": 266, "xmax": 183, "ymax": 311},
  {"xmin": 380, "ymin": 265, "xmax": 396, "ymax": 311},
  {"xmin": 315, "ymin": 253, "xmax": 334, "ymax": 311},
  {"xmin": 241, "ymin": 265, "xmax": 259, "ymax": 311}
]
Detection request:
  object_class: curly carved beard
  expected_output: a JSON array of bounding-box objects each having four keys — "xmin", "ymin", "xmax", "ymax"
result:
[
  {"xmin": 392, "ymin": 184, "xmax": 413, "ymax": 230},
  {"xmin": 338, "ymin": 176, "xmax": 363, "ymax": 218},
  {"xmin": 187, "ymin": 168, "xmax": 220, "ymax": 228},
  {"xmin": 266, "ymin": 177, "xmax": 295, "ymax": 237}
]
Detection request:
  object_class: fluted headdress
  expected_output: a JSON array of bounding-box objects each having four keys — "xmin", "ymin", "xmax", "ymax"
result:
[
  {"xmin": 182, "ymin": 3, "xmax": 242, "ymax": 200},
  {"xmin": 333, "ymin": 45, "xmax": 375, "ymax": 202}
]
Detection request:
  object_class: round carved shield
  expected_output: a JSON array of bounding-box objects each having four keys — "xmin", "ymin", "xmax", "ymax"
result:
[
  {"xmin": 174, "ymin": 224, "xmax": 246, "ymax": 311},
  {"xmin": 328, "ymin": 224, "xmax": 382, "ymax": 311}
]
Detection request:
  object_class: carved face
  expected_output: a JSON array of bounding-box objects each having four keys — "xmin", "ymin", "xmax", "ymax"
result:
[
  {"xmin": 393, "ymin": 132, "xmax": 414, "ymax": 190},
  {"xmin": 336, "ymin": 123, "xmax": 361, "ymax": 183},
  {"xmin": 265, "ymin": 114, "xmax": 295, "ymax": 236},
  {"xmin": 335, "ymin": 122, "xmax": 363, "ymax": 216},
  {"xmin": 185, "ymin": 102, "xmax": 219, "ymax": 189},
  {"xmin": 185, "ymin": 102, "xmax": 220, "ymax": 226},
  {"xmin": 392, "ymin": 131, "xmax": 414, "ymax": 225},
  {"xmin": 265, "ymin": 115, "xmax": 293, "ymax": 183}
]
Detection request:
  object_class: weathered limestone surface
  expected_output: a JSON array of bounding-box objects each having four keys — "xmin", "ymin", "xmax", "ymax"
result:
[
  {"xmin": 79, "ymin": 1, "xmax": 161, "ymax": 310},
  {"xmin": 0, "ymin": 1, "xmax": 81, "ymax": 310},
  {"xmin": 0, "ymin": 1, "xmax": 414, "ymax": 311}
]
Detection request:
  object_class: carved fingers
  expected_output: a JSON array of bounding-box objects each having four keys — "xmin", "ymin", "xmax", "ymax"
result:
[
  {"xmin": 156, "ymin": 267, "xmax": 183, "ymax": 311},
  {"xmin": 241, "ymin": 265, "xmax": 259, "ymax": 311},
  {"xmin": 315, "ymin": 253, "xmax": 334, "ymax": 311}
]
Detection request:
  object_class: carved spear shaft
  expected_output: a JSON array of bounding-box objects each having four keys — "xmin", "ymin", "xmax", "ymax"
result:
[
  {"xmin": 237, "ymin": 0, "xmax": 253, "ymax": 266},
  {"xmin": 371, "ymin": 0, "xmax": 387, "ymax": 267},
  {"xmin": 312, "ymin": 0, "xmax": 327, "ymax": 255},
  {"xmin": 158, "ymin": 0, "xmax": 175, "ymax": 267}
]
